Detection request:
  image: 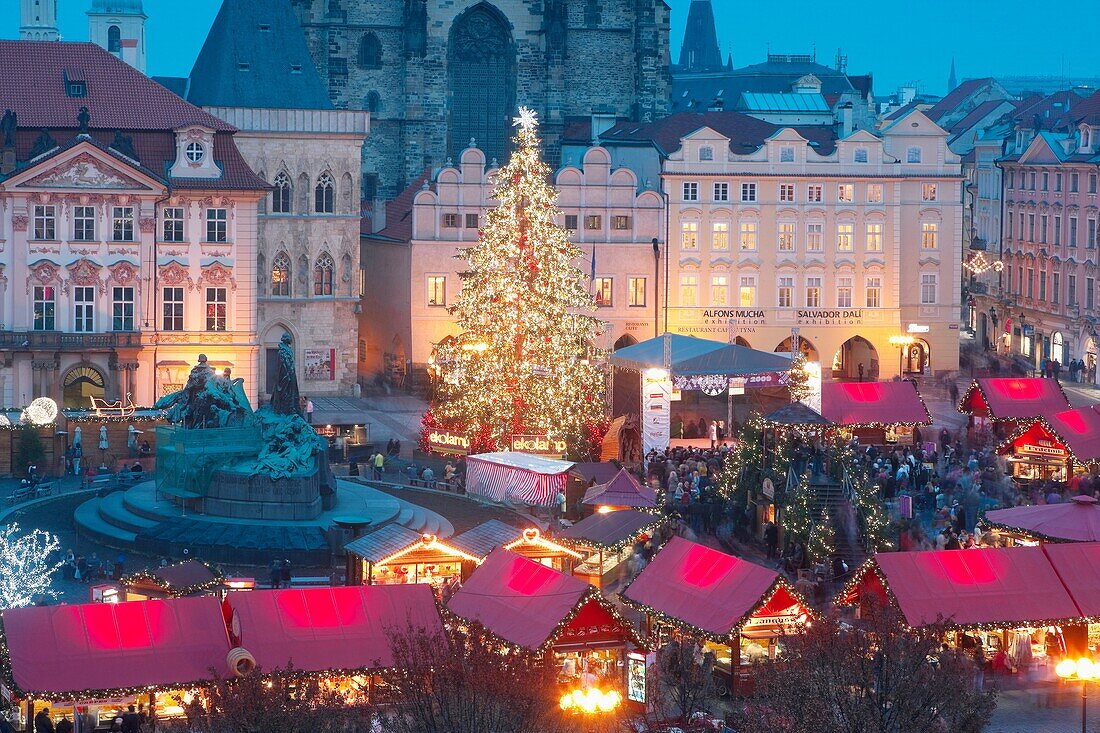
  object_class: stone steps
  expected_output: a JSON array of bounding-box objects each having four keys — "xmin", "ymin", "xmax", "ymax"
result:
[
  {"xmin": 98, "ymin": 491, "xmax": 160, "ymax": 534},
  {"xmin": 74, "ymin": 497, "xmax": 138, "ymax": 547}
]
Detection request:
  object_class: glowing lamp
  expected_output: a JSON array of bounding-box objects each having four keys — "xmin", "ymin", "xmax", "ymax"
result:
[
  {"xmin": 559, "ymin": 688, "xmax": 622, "ymax": 714},
  {"xmin": 21, "ymin": 397, "xmax": 58, "ymax": 426},
  {"xmin": 888, "ymin": 335, "xmax": 915, "ymax": 347},
  {"xmin": 644, "ymin": 368, "xmax": 669, "ymax": 380}
]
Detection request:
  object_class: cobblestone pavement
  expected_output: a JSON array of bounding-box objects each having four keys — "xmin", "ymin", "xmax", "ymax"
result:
[{"xmin": 987, "ymin": 686, "xmax": 1100, "ymax": 733}]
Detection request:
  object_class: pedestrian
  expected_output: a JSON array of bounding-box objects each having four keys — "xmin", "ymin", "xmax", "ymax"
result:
[
  {"xmin": 763, "ymin": 521, "xmax": 778, "ymax": 560},
  {"xmin": 55, "ymin": 716, "xmax": 72, "ymax": 733},
  {"xmin": 858, "ymin": 362, "xmax": 865, "ymax": 382},
  {"xmin": 348, "ymin": 460, "xmax": 360, "ymax": 477},
  {"xmin": 33, "ymin": 708, "xmax": 53, "ymax": 733},
  {"xmin": 305, "ymin": 397, "xmax": 314, "ymax": 424},
  {"xmin": 281, "ymin": 558, "xmax": 292, "ymax": 586},
  {"xmin": 372, "ymin": 451, "xmax": 384, "ymax": 480},
  {"xmin": 708, "ymin": 420, "xmax": 718, "ymax": 449},
  {"xmin": 121, "ymin": 705, "xmax": 141, "ymax": 733},
  {"xmin": 948, "ymin": 382, "xmax": 959, "ymax": 406},
  {"xmin": 269, "ymin": 560, "xmax": 282, "ymax": 589}
]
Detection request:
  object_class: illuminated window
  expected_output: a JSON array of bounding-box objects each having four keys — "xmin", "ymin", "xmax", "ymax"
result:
[
  {"xmin": 739, "ymin": 221, "xmax": 757, "ymax": 251},
  {"xmin": 738, "ymin": 275, "xmax": 756, "ymax": 307},
  {"xmin": 681, "ymin": 221, "xmax": 698, "ymax": 250},
  {"xmin": 921, "ymin": 222, "xmax": 938, "ymax": 249},
  {"xmin": 427, "ymin": 276, "xmax": 446, "ymax": 306},
  {"xmin": 629, "ymin": 277, "xmax": 646, "ymax": 307},
  {"xmin": 867, "ymin": 184, "xmax": 883, "ymax": 203},
  {"xmin": 922, "ymin": 183, "xmax": 937, "ymax": 201},
  {"xmin": 837, "ymin": 276, "xmax": 853, "ymax": 308},
  {"xmin": 836, "ymin": 223, "xmax": 854, "ymax": 251},
  {"xmin": 680, "ymin": 274, "xmax": 698, "ymax": 306},
  {"xmin": 710, "ymin": 275, "xmax": 728, "ymax": 306},
  {"xmin": 712, "ymin": 222, "xmax": 729, "ymax": 250},
  {"xmin": 314, "ymin": 253, "xmax": 335, "ymax": 296},
  {"xmin": 778, "ymin": 222, "xmax": 795, "ymax": 251},
  {"xmin": 866, "ymin": 222, "xmax": 883, "ymax": 251},
  {"xmin": 271, "ymin": 252, "xmax": 291, "ymax": 296},
  {"xmin": 837, "ymin": 184, "xmax": 853, "ymax": 203},
  {"xmin": 593, "ymin": 277, "xmax": 613, "ymax": 307},
  {"xmin": 205, "ymin": 287, "xmax": 227, "ymax": 331},
  {"xmin": 866, "ymin": 276, "xmax": 881, "ymax": 308},
  {"xmin": 777, "ymin": 276, "xmax": 793, "ymax": 307},
  {"xmin": 805, "ymin": 276, "xmax": 822, "ymax": 308}
]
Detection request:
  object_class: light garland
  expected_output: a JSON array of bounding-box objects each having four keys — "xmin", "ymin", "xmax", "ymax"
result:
[
  {"xmin": 555, "ymin": 512, "xmax": 665, "ymax": 554},
  {"xmin": 420, "ymin": 107, "xmax": 609, "ymax": 457},
  {"xmin": 963, "ymin": 252, "xmax": 1004, "ymax": 276},
  {"xmin": 995, "ymin": 416, "xmax": 1100, "ymax": 467},
  {"xmin": 371, "ymin": 534, "xmax": 485, "ymax": 569},
  {"xmin": 0, "ymin": 524, "xmax": 63, "ymax": 610},
  {"xmin": 503, "ymin": 530, "xmax": 585, "ymax": 560},
  {"xmin": 120, "ymin": 559, "xmax": 225, "ymax": 598},
  {"xmin": 957, "ymin": 379, "xmax": 1072, "ymax": 421}
]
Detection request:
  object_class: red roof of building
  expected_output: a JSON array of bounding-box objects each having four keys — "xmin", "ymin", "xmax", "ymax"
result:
[
  {"xmin": 582, "ymin": 468, "xmax": 657, "ymax": 508},
  {"xmin": 985, "ymin": 496, "xmax": 1100, "ymax": 543},
  {"xmin": 958, "ymin": 378, "xmax": 1071, "ymax": 420},
  {"xmin": 622, "ymin": 536, "xmax": 811, "ymax": 638},
  {"xmin": 0, "ymin": 596, "xmax": 230, "ymax": 698},
  {"xmin": 844, "ymin": 547, "xmax": 1081, "ymax": 628},
  {"xmin": 1042, "ymin": 543, "xmax": 1100, "ymax": 617},
  {"xmin": 226, "ymin": 585, "xmax": 444, "ymax": 674},
  {"xmin": 925, "ymin": 78, "xmax": 997, "ymax": 123},
  {"xmin": 820, "ymin": 381, "xmax": 931, "ymax": 426},
  {"xmin": 372, "ymin": 169, "xmax": 432, "ymax": 241},
  {"xmin": 446, "ymin": 548, "xmax": 629, "ymax": 650}
]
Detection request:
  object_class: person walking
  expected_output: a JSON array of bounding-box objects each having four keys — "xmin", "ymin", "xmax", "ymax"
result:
[
  {"xmin": 858, "ymin": 362, "xmax": 865, "ymax": 382},
  {"xmin": 373, "ymin": 451, "xmax": 385, "ymax": 480},
  {"xmin": 305, "ymin": 397, "xmax": 314, "ymax": 424},
  {"xmin": 708, "ymin": 420, "xmax": 718, "ymax": 449},
  {"xmin": 121, "ymin": 705, "xmax": 142, "ymax": 733},
  {"xmin": 33, "ymin": 709, "xmax": 54, "ymax": 733},
  {"xmin": 54, "ymin": 716, "xmax": 72, "ymax": 733},
  {"xmin": 763, "ymin": 521, "xmax": 779, "ymax": 560}
]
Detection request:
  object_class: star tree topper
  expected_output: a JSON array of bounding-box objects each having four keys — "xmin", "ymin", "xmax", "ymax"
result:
[{"xmin": 512, "ymin": 106, "xmax": 538, "ymax": 131}]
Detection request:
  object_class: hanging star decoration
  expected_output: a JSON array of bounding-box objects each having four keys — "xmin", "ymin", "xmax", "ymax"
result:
[
  {"xmin": 963, "ymin": 252, "xmax": 1004, "ymax": 276},
  {"xmin": 512, "ymin": 106, "xmax": 538, "ymax": 131}
]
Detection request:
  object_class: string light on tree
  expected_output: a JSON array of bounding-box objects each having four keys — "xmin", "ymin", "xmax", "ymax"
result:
[
  {"xmin": 0, "ymin": 523, "xmax": 63, "ymax": 609},
  {"xmin": 421, "ymin": 106, "xmax": 608, "ymax": 456}
]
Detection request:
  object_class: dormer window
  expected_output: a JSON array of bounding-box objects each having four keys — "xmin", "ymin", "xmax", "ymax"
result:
[
  {"xmin": 698, "ymin": 146, "xmax": 713, "ymax": 161},
  {"xmin": 67, "ymin": 81, "xmax": 87, "ymax": 98},
  {"xmin": 186, "ymin": 142, "xmax": 205, "ymax": 163},
  {"xmin": 171, "ymin": 126, "xmax": 221, "ymax": 180}
]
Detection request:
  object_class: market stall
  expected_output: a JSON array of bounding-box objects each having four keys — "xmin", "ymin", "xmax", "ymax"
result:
[
  {"xmin": 566, "ymin": 462, "xmax": 621, "ymax": 520},
  {"xmin": 819, "ymin": 381, "xmax": 931, "ymax": 445},
  {"xmin": 958, "ymin": 377, "xmax": 1071, "ymax": 434},
  {"xmin": 582, "ymin": 468, "xmax": 658, "ymax": 513},
  {"xmin": 465, "ymin": 451, "xmax": 574, "ymax": 506},
  {"xmin": 984, "ymin": 495, "xmax": 1100, "ymax": 544},
  {"xmin": 312, "ymin": 422, "xmax": 372, "ymax": 464},
  {"xmin": 995, "ymin": 406, "xmax": 1100, "ymax": 484},
  {"xmin": 838, "ymin": 546, "xmax": 1092, "ymax": 666},
  {"xmin": 224, "ymin": 584, "xmax": 444, "ymax": 679},
  {"xmin": 344, "ymin": 524, "xmax": 481, "ymax": 587},
  {"xmin": 559, "ymin": 509, "xmax": 663, "ymax": 588},
  {"xmin": 448, "ymin": 519, "xmax": 583, "ymax": 573},
  {"xmin": 621, "ymin": 536, "xmax": 815, "ymax": 694},
  {"xmin": 0, "ymin": 596, "xmax": 232, "ymax": 731},
  {"xmin": 116, "ymin": 560, "xmax": 225, "ymax": 601},
  {"xmin": 446, "ymin": 548, "xmax": 641, "ymax": 693}
]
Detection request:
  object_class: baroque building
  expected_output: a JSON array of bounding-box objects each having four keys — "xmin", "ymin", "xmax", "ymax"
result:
[
  {"xmin": 0, "ymin": 41, "xmax": 267, "ymax": 408},
  {"xmin": 173, "ymin": 0, "xmax": 370, "ymax": 399},
  {"xmin": 290, "ymin": 0, "xmax": 671, "ymax": 204}
]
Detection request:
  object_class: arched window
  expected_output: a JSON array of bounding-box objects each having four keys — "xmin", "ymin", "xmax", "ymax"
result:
[
  {"xmin": 107, "ymin": 26, "xmax": 121, "ymax": 53},
  {"xmin": 447, "ymin": 5, "xmax": 516, "ymax": 165},
  {"xmin": 358, "ymin": 33, "xmax": 382, "ymax": 69},
  {"xmin": 313, "ymin": 253, "xmax": 335, "ymax": 296},
  {"xmin": 271, "ymin": 252, "xmax": 291, "ymax": 296},
  {"xmin": 365, "ymin": 91, "xmax": 381, "ymax": 116},
  {"xmin": 314, "ymin": 172, "xmax": 334, "ymax": 214},
  {"xmin": 272, "ymin": 172, "xmax": 292, "ymax": 213}
]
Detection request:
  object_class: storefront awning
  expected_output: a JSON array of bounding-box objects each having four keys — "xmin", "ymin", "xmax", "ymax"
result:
[
  {"xmin": 985, "ymin": 495, "xmax": 1100, "ymax": 543},
  {"xmin": 446, "ymin": 548, "xmax": 635, "ymax": 651},
  {"xmin": 558, "ymin": 509, "xmax": 662, "ymax": 551},
  {"xmin": 1, "ymin": 596, "xmax": 230, "ymax": 699},
  {"xmin": 226, "ymin": 585, "xmax": 444, "ymax": 674},
  {"xmin": 610, "ymin": 333, "xmax": 791, "ymax": 376},
  {"xmin": 582, "ymin": 468, "xmax": 657, "ymax": 508},
  {"xmin": 820, "ymin": 381, "xmax": 931, "ymax": 426},
  {"xmin": 839, "ymin": 547, "xmax": 1081, "ymax": 629},
  {"xmin": 958, "ymin": 378, "xmax": 1071, "ymax": 420},
  {"xmin": 622, "ymin": 536, "xmax": 809, "ymax": 639}
]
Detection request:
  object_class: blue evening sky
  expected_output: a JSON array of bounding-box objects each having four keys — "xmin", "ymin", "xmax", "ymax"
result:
[{"xmin": 1, "ymin": 0, "xmax": 1096, "ymax": 96}]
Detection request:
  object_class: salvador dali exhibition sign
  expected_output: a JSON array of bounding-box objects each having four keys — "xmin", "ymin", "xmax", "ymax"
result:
[{"xmin": 674, "ymin": 308, "xmax": 868, "ymax": 335}]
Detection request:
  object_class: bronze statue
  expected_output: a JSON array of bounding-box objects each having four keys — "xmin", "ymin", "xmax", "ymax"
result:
[
  {"xmin": 155, "ymin": 354, "xmax": 251, "ymax": 428},
  {"xmin": 270, "ymin": 332, "xmax": 301, "ymax": 416}
]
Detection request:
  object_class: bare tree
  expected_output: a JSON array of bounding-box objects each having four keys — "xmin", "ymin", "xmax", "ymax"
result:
[
  {"xmin": 733, "ymin": 604, "xmax": 997, "ymax": 733},
  {"xmin": 178, "ymin": 663, "xmax": 373, "ymax": 733},
  {"xmin": 379, "ymin": 622, "xmax": 575, "ymax": 733},
  {"xmin": 642, "ymin": 638, "xmax": 722, "ymax": 727}
]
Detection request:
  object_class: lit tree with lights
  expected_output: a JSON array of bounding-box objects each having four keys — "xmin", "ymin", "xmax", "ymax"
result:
[
  {"xmin": 786, "ymin": 352, "xmax": 813, "ymax": 404},
  {"xmin": 0, "ymin": 523, "xmax": 62, "ymax": 608},
  {"xmin": 423, "ymin": 107, "xmax": 607, "ymax": 456}
]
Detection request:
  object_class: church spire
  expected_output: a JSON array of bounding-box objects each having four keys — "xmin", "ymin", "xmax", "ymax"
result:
[
  {"xmin": 947, "ymin": 57, "xmax": 958, "ymax": 92},
  {"xmin": 20, "ymin": 0, "xmax": 59, "ymax": 41},
  {"xmin": 677, "ymin": 0, "xmax": 723, "ymax": 73}
]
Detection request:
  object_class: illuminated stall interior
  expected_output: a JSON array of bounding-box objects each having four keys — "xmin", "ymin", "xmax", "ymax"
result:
[
  {"xmin": 446, "ymin": 549, "xmax": 641, "ymax": 692},
  {"xmin": 819, "ymin": 381, "xmax": 931, "ymax": 445},
  {"xmin": 581, "ymin": 468, "xmax": 657, "ymax": 514},
  {"xmin": 958, "ymin": 377, "xmax": 1071, "ymax": 433},
  {"xmin": 838, "ymin": 544, "xmax": 1100, "ymax": 668},
  {"xmin": 0, "ymin": 596, "xmax": 232, "ymax": 730},
  {"xmin": 622, "ymin": 536, "xmax": 816, "ymax": 694},
  {"xmin": 983, "ymin": 495, "xmax": 1100, "ymax": 546},
  {"xmin": 448, "ymin": 519, "xmax": 583, "ymax": 573},
  {"xmin": 559, "ymin": 509, "xmax": 662, "ymax": 589},
  {"xmin": 344, "ymin": 524, "xmax": 481, "ymax": 587},
  {"xmin": 995, "ymin": 407, "xmax": 1100, "ymax": 484}
]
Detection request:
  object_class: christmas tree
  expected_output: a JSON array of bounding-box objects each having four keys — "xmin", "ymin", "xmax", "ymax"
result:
[
  {"xmin": 786, "ymin": 352, "xmax": 813, "ymax": 404},
  {"xmin": 423, "ymin": 108, "xmax": 607, "ymax": 456}
]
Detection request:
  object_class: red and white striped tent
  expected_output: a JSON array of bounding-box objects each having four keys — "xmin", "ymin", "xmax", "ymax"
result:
[{"xmin": 466, "ymin": 451, "xmax": 574, "ymax": 507}]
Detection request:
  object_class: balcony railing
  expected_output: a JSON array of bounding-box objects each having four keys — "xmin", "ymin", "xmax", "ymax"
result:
[{"xmin": 0, "ymin": 331, "xmax": 141, "ymax": 349}]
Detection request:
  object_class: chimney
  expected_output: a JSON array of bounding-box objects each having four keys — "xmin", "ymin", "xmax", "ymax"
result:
[
  {"xmin": 838, "ymin": 102, "xmax": 854, "ymax": 138},
  {"xmin": 708, "ymin": 98, "xmax": 724, "ymax": 113}
]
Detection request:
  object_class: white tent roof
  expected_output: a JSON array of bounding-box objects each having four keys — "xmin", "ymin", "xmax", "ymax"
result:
[{"xmin": 467, "ymin": 451, "xmax": 575, "ymax": 475}]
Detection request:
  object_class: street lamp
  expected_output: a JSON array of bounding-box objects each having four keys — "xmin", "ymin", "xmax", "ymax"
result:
[
  {"xmin": 652, "ymin": 238, "xmax": 660, "ymax": 338},
  {"xmin": 1056, "ymin": 657, "xmax": 1098, "ymax": 733},
  {"xmin": 888, "ymin": 335, "xmax": 915, "ymax": 378}
]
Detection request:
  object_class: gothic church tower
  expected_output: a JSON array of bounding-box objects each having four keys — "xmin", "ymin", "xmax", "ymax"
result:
[{"xmin": 20, "ymin": 0, "xmax": 59, "ymax": 41}]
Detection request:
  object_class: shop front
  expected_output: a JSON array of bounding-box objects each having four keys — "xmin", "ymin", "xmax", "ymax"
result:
[
  {"xmin": 344, "ymin": 524, "xmax": 481, "ymax": 589},
  {"xmin": 312, "ymin": 423, "xmax": 372, "ymax": 464},
  {"xmin": 997, "ymin": 421, "xmax": 1072, "ymax": 482},
  {"xmin": 447, "ymin": 549, "xmax": 642, "ymax": 695},
  {"xmin": 622, "ymin": 537, "xmax": 816, "ymax": 695},
  {"xmin": 448, "ymin": 519, "xmax": 583, "ymax": 573},
  {"xmin": 558, "ymin": 509, "xmax": 663, "ymax": 589}
]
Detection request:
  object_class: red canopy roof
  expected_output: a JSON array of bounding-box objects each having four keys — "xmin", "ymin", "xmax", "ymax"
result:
[
  {"xmin": 846, "ymin": 547, "xmax": 1081, "ymax": 628},
  {"xmin": 582, "ymin": 468, "xmax": 657, "ymax": 508},
  {"xmin": 447, "ymin": 548, "xmax": 616, "ymax": 650},
  {"xmin": 996, "ymin": 420, "xmax": 1070, "ymax": 460},
  {"xmin": 1, "ymin": 596, "xmax": 230, "ymax": 698},
  {"xmin": 820, "ymin": 381, "xmax": 931, "ymax": 426},
  {"xmin": 985, "ymin": 495, "xmax": 1100, "ymax": 542},
  {"xmin": 959, "ymin": 378, "xmax": 1070, "ymax": 420},
  {"xmin": 226, "ymin": 585, "xmax": 443, "ymax": 673},
  {"xmin": 623, "ymin": 537, "xmax": 807, "ymax": 638},
  {"xmin": 1042, "ymin": 543, "xmax": 1100, "ymax": 617}
]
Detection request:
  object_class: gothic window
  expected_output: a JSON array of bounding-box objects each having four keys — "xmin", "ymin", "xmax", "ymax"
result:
[
  {"xmin": 314, "ymin": 172, "xmax": 335, "ymax": 213},
  {"xmin": 272, "ymin": 172, "xmax": 292, "ymax": 213},
  {"xmin": 358, "ymin": 33, "xmax": 382, "ymax": 69},
  {"xmin": 272, "ymin": 252, "xmax": 291, "ymax": 296},
  {"xmin": 447, "ymin": 5, "xmax": 516, "ymax": 166},
  {"xmin": 314, "ymin": 253, "xmax": 335, "ymax": 296},
  {"xmin": 365, "ymin": 91, "xmax": 381, "ymax": 116},
  {"xmin": 108, "ymin": 26, "xmax": 121, "ymax": 53}
]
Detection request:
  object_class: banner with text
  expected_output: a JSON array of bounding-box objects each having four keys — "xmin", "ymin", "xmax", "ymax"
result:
[{"xmin": 642, "ymin": 375, "xmax": 672, "ymax": 455}]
